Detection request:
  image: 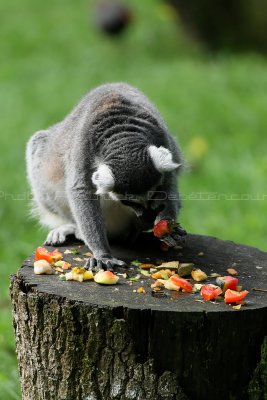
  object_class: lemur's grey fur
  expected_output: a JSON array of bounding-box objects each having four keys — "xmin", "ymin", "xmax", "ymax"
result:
[{"xmin": 26, "ymin": 83, "xmax": 183, "ymax": 269}]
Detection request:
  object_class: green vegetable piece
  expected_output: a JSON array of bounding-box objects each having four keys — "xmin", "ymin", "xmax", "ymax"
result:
[
  {"xmin": 131, "ymin": 260, "xmax": 141, "ymax": 267},
  {"xmin": 70, "ymin": 248, "xmax": 78, "ymax": 254},
  {"xmin": 178, "ymin": 263, "xmax": 194, "ymax": 277},
  {"xmin": 129, "ymin": 274, "xmax": 141, "ymax": 282},
  {"xmin": 139, "ymin": 269, "xmax": 150, "ymax": 277},
  {"xmin": 160, "ymin": 272, "xmax": 169, "ymax": 280}
]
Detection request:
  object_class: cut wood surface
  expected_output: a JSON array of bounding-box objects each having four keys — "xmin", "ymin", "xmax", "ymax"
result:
[{"xmin": 11, "ymin": 233, "xmax": 267, "ymax": 400}]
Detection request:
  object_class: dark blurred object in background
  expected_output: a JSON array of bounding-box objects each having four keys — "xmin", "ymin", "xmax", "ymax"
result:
[
  {"xmin": 94, "ymin": 1, "xmax": 132, "ymax": 36},
  {"xmin": 167, "ymin": 0, "xmax": 267, "ymax": 53}
]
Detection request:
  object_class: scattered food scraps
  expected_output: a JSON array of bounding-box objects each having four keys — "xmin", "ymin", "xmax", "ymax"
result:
[
  {"xmin": 137, "ymin": 287, "xmax": 146, "ymax": 294},
  {"xmin": 64, "ymin": 267, "xmax": 94, "ymax": 282},
  {"xmin": 157, "ymin": 261, "xmax": 179, "ymax": 270},
  {"xmin": 131, "ymin": 260, "xmax": 141, "ymax": 267},
  {"xmin": 169, "ymin": 276, "xmax": 193, "ymax": 293},
  {"xmin": 64, "ymin": 249, "xmax": 72, "ymax": 254},
  {"xmin": 32, "ymin": 246, "xmax": 251, "ymax": 308},
  {"xmin": 210, "ymin": 273, "xmax": 221, "ymax": 278},
  {"xmin": 139, "ymin": 270, "xmax": 151, "ymax": 277},
  {"xmin": 34, "ymin": 260, "xmax": 54, "ymax": 275},
  {"xmin": 191, "ymin": 268, "xmax": 207, "ymax": 282},
  {"xmin": 201, "ymin": 284, "xmax": 222, "ymax": 301},
  {"xmin": 64, "ymin": 248, "xmax": 79, "ymax": 255},
  {"xmin": 227, "ymin": 268, "xmax": 238, "ymax": 276},
  {"xmin": 224, "ymin": 289, "xmax": 249, "ymax": 304},
  {"xmin": 178, "ymin": 263, "xmax": 194, "ymax": 277},
  {"xmin": 158, "ymin": 278, "xmax": 181, "ymax": 291},
  {"xmin": 215, "ymin": 276, "xmax": 238, "ymax": 292},
  {"xmin": 94, "ymin": 270, "xmax": 119, "ymax": 285},
  {"xmin": 151, "ymin": 269, "xmax": 172, "ymax": 280},
  {"xmin": 232, "ymin": 304, "xmax": 242, "ymax": 310},
  {"xmin": 129, "ymin": 274, "xmax": 141, "ymax": 282},
  {"xmin": 54, "ymin": 260, "xmax": 72, "ymax": 270},
  {"xmin": 140, "ymin": 263, "xmax": 155, "ymax": 270},
  {"xmin": 193, "ymin": 283, "xmax": 203, "ymax": 293},
  {"xmin": 35, "ymin": 247, "xmax": 63, "ymax": 263}
]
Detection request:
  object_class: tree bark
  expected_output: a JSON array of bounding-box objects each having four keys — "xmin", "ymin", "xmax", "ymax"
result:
[{"xmin": 10, "ymin": 233, "xmax": 267, "ymax": 400}]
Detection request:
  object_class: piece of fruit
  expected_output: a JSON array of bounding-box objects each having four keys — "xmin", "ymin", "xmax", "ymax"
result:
[
  {"xmin": 139, "ymin": 263, "xmax": 155, "ymax": 270},
  {"xmin": 169, "ymin": 276, "xmax": 193, "ymax": 293},
  {"xmin": 227, "ymin": 268, "xmax": 238, "ymax": 276},
  {"xmin": 54, "ymin": 260, "xmax": 72, "ymax": 270},
  {"xmin": 224, "ymin": 289, "xmax": 249, "ymax": 303},
  {"xmin": 137, "ymin": 287, "xmax": 146, "ymax": 293},
  {"xmin": 157, "ymin": 261, "xmax": 179, "ymax": 270},
  {"xmin": 139, "ymin": 269, "xmax": 151, "ymax": 277},
  {"xmin": 155, "ymin": 278, "xmax": 181, "ymax": 291},
  {"xmin": 191, "ymin": 268, "xmax": 207, "ymax": 282},
  {"xmin": 178, "ymin": 263, "xmax": 194, "ymax": 277},
  {"xmin": 94, "ymin": 270, "xmax": 119, "ymax": 285},
  {"xmin": 193, "ymin": 283, "xmax": 203, "ymax": 293},
  {"xmin": 83, "ymin": 270, "xmax": 94, "ymax": 281},
  {"xmin": 35, "ymin": 247, "xmax": 63, "ymax": 263},
  {"xmin": 215, "ymin": 276, "xmax": 238, "ymax": 292},
  {"xmin": 200, "ymin": 284, "xmax": 222, "ymax": 301},
  {"xmin": 151, "ymin": 280, "xmax": 165, "ymax": 289},
  {"xmin": 34, "ymin": 260, "xmax": 54, "ymax": 275},
  {"xmin": 66, "ymin": 267, "xmax": 86, "ymax": 282},
  {"xmin": 153, "ymin": 220, "xmax": 170, "ymax": 238},
  {"xmin": 50, "ymin": 249, "xmax": 63, "ymax": 261},
  {"xmin": 151, "ymin": 269, "xmax": 172, "ymax": 280}
]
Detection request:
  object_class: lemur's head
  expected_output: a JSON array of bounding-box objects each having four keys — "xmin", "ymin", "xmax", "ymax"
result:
[{"xmin": 92, "ymin": 145, "xmax": 180, "ymax": 202}]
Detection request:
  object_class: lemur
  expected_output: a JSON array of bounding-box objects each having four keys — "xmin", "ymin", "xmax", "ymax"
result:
[{"xmin": 26, "ymin": 83, "xmax": 186, "ymax": 270}]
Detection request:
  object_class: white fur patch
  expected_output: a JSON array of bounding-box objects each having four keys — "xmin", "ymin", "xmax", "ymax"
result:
[
  {"xmin": 92, "ymin": 164, "xmax": 115, "ymax": 195},
  {"xmin": 148, "ymin": 145, "xmax": 180, "ymax": 172}
]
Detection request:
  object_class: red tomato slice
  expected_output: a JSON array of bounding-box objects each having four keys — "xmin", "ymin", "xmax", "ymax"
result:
[
  {"xmin": 216, "ymin": 276, "xmax": 238, "ymax": 292},
  {"xmin": 201, "ymin": 284, "xmax": 222, "ymax": 301},
  {"xmin": 224, "ymin": 289, "xmax": 249, "ymax": 303},
  {"xmin": 170, "ymin": 276, "xmax": 193, "ymax": 293},
  {"xmin": 153, "ymin": 220, "xmax": 170, "ymax": 238},
  {"xmin": 35, "ymin": 247, "xmax": 62, "ymax": 263},
  {"xmin": 35, "ymin": 247, "xmax": 53, "ymax": 263}
]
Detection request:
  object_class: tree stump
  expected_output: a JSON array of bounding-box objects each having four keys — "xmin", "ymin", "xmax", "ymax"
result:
[{"xmin": 10, "ymin": 233, "xmax": 267, "ymax": 400}]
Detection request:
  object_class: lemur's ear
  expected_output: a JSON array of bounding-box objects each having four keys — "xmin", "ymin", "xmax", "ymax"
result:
[
  {"xmin": 148, "ymin": 145, "xmax": 181, "ymax": 172},
  {"xmin": 92, "ymin": 164, "xmax": 115, "ymax": 195}
]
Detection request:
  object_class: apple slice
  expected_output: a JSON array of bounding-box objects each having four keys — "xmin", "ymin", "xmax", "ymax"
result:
[
  {"xmin": 94, "ymin": 270, "xmax": 119, "ymax": 285},
  {"xmin": 34, "ymin": 260, "xmax": 54, "ymax": 275}
]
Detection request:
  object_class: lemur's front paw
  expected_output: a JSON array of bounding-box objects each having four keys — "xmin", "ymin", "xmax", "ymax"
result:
[
  {"xmin": 153, "ymin": 220, "xmax": 187, "ymax": 247},
  {"xmin": 85, "ymin": 256, "xmax": 127, "ymax": 272},
  {"xmin": 45, "ymin": 224, "xmax": 76, "ymax": 245}
]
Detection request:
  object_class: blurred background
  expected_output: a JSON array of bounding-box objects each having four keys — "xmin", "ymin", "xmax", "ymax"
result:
[{"xmin": 1, "ymin": 0, "xmax": 267, "ymax": 397}]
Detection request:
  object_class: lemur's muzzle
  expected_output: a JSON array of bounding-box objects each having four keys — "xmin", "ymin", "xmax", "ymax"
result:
[{"xmin": 121, "ymin": 200, "xmax": 164, "ymax": 222}]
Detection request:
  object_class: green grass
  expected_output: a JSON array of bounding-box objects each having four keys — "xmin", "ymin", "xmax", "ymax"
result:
[{"xmin": 1, "ymin": 0, "xmax": 267, "ymax": 398}]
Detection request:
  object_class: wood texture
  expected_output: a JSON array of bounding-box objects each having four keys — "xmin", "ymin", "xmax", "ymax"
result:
[{"xmin": 10, "ymin": 233, "xmax": 267, "ymax": 400}]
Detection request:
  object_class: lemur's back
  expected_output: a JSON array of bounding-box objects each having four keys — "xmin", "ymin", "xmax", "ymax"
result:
[{"xmin": 54, "ymin": 83, "xmax": 169, "ymax": 148}]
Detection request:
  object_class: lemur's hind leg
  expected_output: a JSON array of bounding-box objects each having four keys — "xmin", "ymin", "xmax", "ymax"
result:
[
  {"xmin": 45, "ymin": 224, "xmax": 83, "ymax": 245},
  {"xmin": 39, "ymin": 207, "xmax": 83, "ymax": 245}
]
